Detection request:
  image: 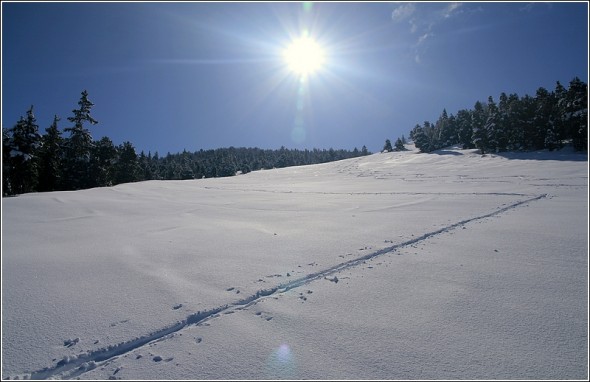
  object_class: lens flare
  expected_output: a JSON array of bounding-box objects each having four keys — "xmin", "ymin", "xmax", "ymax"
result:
[{"xmin": 266, "ymin": 343, "xmax": 297, "ymax": 378}]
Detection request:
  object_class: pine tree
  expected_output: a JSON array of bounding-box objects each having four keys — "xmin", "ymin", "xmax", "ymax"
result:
[
  {"xmin": 552, "ymin": 81, "xmax": 568, "ymax": 144},
  {"xmin": 383, "ymin": 139, "xmax": 393, "ymax": 152},
  {"xmin": 179, "ymin": 149, "xmax": 195, "ymax": 179},
  {"xmin": 92, "ymin": 136, "xmax": 117, "ymax": 187},
  {"xmin": 485, "ymin": 96, "xmax": 499, "ymax": 152},
  {"xmin": 435, "ymin": 109, "xmax": 453, "ymax": 148},
  {"xmin": 505, "ymin": 93, "xmax": 521, "ymax": 150},
  {"xmin": 7, "ymin": 106, "xmax": 42, "ymax": 194},
  {"xmin": 520, "ymin": 95, "xmax": 537, "ymax": 150},
  {"xmin": 63, "ymin": 90, "xmax": 98, "ymax": 189},
  {"xmin": 496, "ymin": 93, "xmax": 510, "ymax": 152},
  {"xmin": 532, "ymin": 87, "xmax": 552, "ymax": 150},
  {"xmin": 563, "ymin": 77, "xmax": 588, "ymax": 151},
  {"xmin": 37, "ymin": 115, "xmax": 64, "ymax": 192},
  {"xmin": 2, "ymin": 128, "xmax": 13, "ymax": 195},
  {"xmin": 412, "ymin": 124, "xmax": 430, "ymax": 153},
  {"xmin": 138, "ymin": 151, "xmax": 154, "ymax": 181},
  {"xmin": 456, "ymin": 109, "xmax": 473, "ymax": 149},
  {"xmin": 393, "ymin": 137, "xmax": 406, "ymax": 151},
  {"xmin": 471, "ymin": 101, "xmax": 488, "ymax": 154},
  {"xmin": 114, "ymin": 141, "xmax": 140, "ymax": 184},
  {"xmin": 544, "ymin": 121, "xmax": 560, "ymax": 151}
]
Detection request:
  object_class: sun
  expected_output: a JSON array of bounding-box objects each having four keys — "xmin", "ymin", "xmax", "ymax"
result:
[{"xmin": 283, "ymin": 36, "xmax": 325, "ymax": 76}]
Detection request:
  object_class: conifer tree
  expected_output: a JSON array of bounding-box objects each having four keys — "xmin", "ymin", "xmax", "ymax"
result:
[
  {"xmin": 114, "ymin": 141, "xmax": 140, "ymax": 184},
  {"xmin": 485, "ymin": 96, "xmax": 499, "ymax": 152},
  {"xmin": 383, "ymin": 139, "xmax": 393, "ymax": 152},
  {"xmin": 393, "ymin": 137, "xmax": 406, "ymax": 151},
  {"xmin": 91, "ymin": 136, "xmax": 117, "ymax": 187},
  {"xmin": 518, "ymin": 95, "xmax": 537, "ymax": 150},
  {"xmin": 7, "ymin": 106, "xmax": 42, "ymax": 194},
  {"xmin": 505, "ymin": 93, "xmax": 521, "ymax": 150},
  {"xmin": 37, "ymin": 115, "xmax": 64, "ymax": 192},
  {"xmin": 532, "ymin": 87, "xmax": 554, "ymax": 150},
  {"xmin": 412, "ymin": 124, "xmax": 430, "ymax": 153},
  {"xmin": 435, "ymin": 109, "xmax": 453, "ymax": 148},
  {"xmin": 471, "ymin": 101, "xmax": 488, "ymax": 154},
  {"xmin": 496, "ymin": 93, "xmax": 510, "ymax": 152},
  {"xmin": 553, "ymin": 81, "xmax": 568, "ymax": 144},
  {"xmin": 455, "ymin": 109, "xmax": 473, "ymax": 149},
  {"xmin": 2, "ymin": 128, "xmax": 13, "ymax": 195},
  {"xmin": 63, "ymin": 90, "xmax": 98, "ymax": 189},
  {"xmin": 564, "ymin": 77, "xmax": 588, "ymax": 151}
]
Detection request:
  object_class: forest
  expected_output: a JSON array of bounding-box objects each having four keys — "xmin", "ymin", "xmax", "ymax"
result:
[
  {"xmin": 2, "ymin": 92, "xmax": 370, "ymax": 196},
  {"xmin": 404, "ymin": 77, "xmax": 587, "ymax": 155}
]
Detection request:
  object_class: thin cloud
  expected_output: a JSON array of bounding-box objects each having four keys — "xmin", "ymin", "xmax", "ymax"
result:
[
  {"xmin": 391, "ymin": 2, "xmax": 468, "ymax": 65},
  {"xmin": 443, "ymin": 2, "xmax": 463, "ymax": 18},
  {"xmin": 391, "ymin": 2, "xmax": 416, "ymax": 22},
  {"xmin": 417, "ymin": 32, "xmax": 432, "ymax": 46},
  {"xmin": 409, "ymin": 19, "xmax": 418, "ymax": 33}
]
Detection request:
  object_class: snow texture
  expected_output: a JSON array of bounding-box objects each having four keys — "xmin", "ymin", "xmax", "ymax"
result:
[{"xmin": 2, "ymin": 144, "xmax": 588, "ymax": 380}]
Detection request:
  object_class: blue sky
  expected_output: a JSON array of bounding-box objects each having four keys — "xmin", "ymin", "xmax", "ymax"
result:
[{"xmin": 2, "ymin": 1, "xmax": 588, "ymax": 154}]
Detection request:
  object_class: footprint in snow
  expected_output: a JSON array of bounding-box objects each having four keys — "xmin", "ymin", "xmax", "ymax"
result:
[
  {"xmin": 63, "ymin": 338, "xmax": 79, "ymax": 347},
  {"xmin": 255, "ymin": 311, "xmax": 274, "ymax": 321}
]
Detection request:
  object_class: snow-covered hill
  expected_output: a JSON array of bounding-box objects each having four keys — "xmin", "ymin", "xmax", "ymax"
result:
[{"xmin": 2, "ymin": 145, "xmax": 588, "ymax": 380}]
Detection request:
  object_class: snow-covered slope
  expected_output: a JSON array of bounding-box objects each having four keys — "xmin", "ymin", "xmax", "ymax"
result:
[{"xmin": 2, "ymin": 145, "xmax": 588, "ymax": 379}]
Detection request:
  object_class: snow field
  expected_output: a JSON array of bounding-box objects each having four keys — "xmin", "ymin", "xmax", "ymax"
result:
[{"xmin": 2, "ymin": 145, "xmax": 588, "ymax": 379}]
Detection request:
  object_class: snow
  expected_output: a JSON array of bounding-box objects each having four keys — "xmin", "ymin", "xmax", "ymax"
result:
[{"xmin": 2, "ymin": 144, "xmax": 588, "ymax": 380}]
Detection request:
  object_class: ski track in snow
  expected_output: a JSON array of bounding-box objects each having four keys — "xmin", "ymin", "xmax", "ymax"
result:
[
  {"xmin": 20, "ymin": 193, "xmax": 548, "ymax": 380},
  {"xmin": 202, "ymin": 186, "xmax": 533, "ymax": 197}
]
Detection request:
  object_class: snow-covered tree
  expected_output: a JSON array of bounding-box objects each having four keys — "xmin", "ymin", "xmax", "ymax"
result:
[
  {"xmin": 471, "ymin": 101, "xmax": 488, "ymax": 154},
  {"xmin": 3, "ymin": 128, "xmax": 13, "ymax": 195},
  {"xmin": 495, "ymin": 93, "xmax": 511, "ymax": 152},
  {"xmin": 383, "ymin": 139, "xmax": 393, "ymax": 152},
  {"xmin": 412, "ymin": 123, "xmax": 431, "ymax": 153},
  {"xmin": 563, "ymin": 77, "xmax": 588, "ymax": 151},
  {"xmin": 530, "ymin": 87, "xmax": 553, "ymax": 150},
  {"xmin": 6, "ymin": 106, "xmax": 42, "ymax": 194},
  {"xmin": 435, "ymin": 109, "xmax": 454, "ymax": 148},
  {"xmin": 63, "ymin": 90, "xmax": 98, "ymax": 189},
  {"xmin": 455, "ymin": 109, "xmax": 473, "ymax": 149},
  {"xmin": 485, "ymin": 96, "xmax": 500, "ymax": 152}
]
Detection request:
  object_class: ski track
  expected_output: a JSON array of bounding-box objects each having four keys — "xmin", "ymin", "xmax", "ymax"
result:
[
  {"xmin": 202, "ymin": 186, "xmax": 532, "ymax": 197},
  {"xmin": 21, "ymin": 193, "xmax": 547, "ymax": 380}
]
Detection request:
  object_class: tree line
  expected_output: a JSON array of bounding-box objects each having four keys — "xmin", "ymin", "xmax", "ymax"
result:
[
  {"xmin": 2, "ymin": 90, "xmax": 370, "ymax": 196},
  {"xmin": 407, "ymin": 77, "xmax": 587, "ymax": 154}
]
